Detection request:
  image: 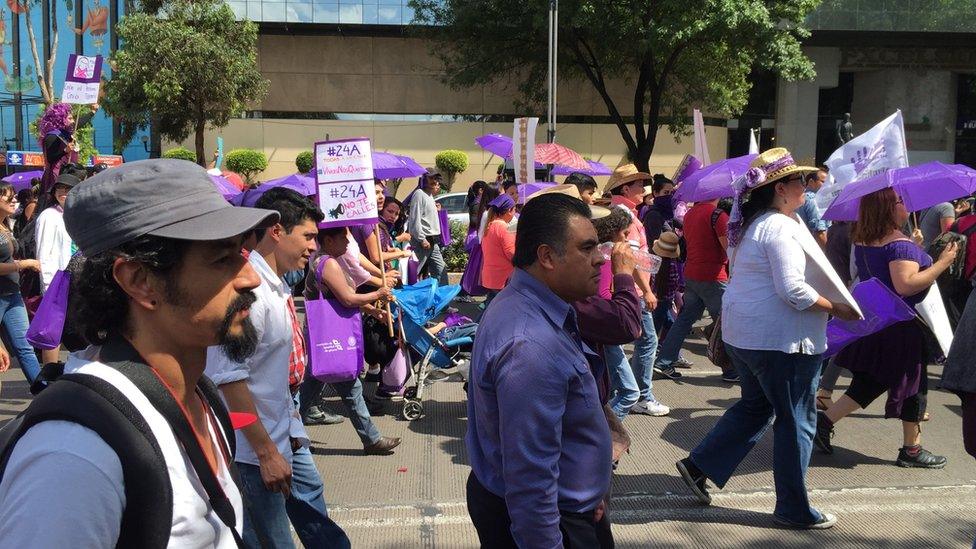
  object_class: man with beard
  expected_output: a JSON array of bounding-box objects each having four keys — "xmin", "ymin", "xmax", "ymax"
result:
[
  {"xmin": 0, "ymin": 159, "xmax": 278, "ymax": 545},
  {"xmin": 466, "ymin": 194, "xmax": 614, "ymax": 548},
  {"xmin": 205, "ymin": 187, "xmax": 350, "ymax": 548}
]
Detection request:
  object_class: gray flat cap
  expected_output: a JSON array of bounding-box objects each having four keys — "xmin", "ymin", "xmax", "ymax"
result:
[{"xmin": 64, "ymin": 158, "xmax": 279, "ymax": 256}]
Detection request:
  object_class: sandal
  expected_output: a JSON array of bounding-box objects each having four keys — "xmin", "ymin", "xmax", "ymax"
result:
[
  {"xmin": 816, "ymin": 394, "xmax": 832, "ymax": 412},
  {"xmin": 922, "ymin": 412, "xmax": 931, "ymax": 422}
]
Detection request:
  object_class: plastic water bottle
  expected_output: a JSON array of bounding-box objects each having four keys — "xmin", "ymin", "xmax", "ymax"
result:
[{"xmin": 598, "ymin": 242, "xmax": 662, "ymax": 274}]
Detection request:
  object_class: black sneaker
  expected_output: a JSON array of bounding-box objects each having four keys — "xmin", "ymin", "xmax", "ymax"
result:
[
  {"xmin": 675, "ymin": 458, "xmax": 711, "ymax": 505},
  {"xmin": 303, "ymin": 406, "xmax": 344, "ymax": 426},
  {"xmin": 653, "ymin": 363, "xmax": 683, "ymax": 380},
  {"xmin": 896, "ymin": 447, "xmax": 947, "ymax": 469},
  {"xmin": 813, "ymin": 411, "xmax": 834, "ymax": 454},
  {"xmin": 720, "ymin": 371, "xmax": 740, "ymax": 383},
  {"xmin": 773, "ymin": 511, "xmax": 837, "ymax": 530}
]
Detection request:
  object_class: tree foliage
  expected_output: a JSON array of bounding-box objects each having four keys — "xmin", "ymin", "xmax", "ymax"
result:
[
  {"xmin": 103, "ymin": 0, "xmax": 268, "ymax": 164},
  {"xmin": 411, "ymin": 0, "xmax": 820, "ymax": 170},
  {"xmin": 225, "ymin": 148, "xmax": 268, "ymax": 183},
  {"xmin": 295, "ymin": 150, "xmax": 314, "ymax": 174},
  {"xmin": 435, "ymin": 149, "xmax": 469, "ymax": 192},
  {"xmin": 162, "ymin": 147, "xmax": 198, "ymax": 162}
]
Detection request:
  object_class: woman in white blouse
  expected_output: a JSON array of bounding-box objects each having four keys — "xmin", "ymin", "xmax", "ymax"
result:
[{"xmin": 675, "ymin": 148, "xmax": 858, "ymax": 530}]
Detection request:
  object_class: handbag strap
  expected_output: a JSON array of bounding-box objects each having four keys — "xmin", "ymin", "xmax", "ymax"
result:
[{"xmin": 101, "ymin": 340, "xmax": 245, "ymax": 548}]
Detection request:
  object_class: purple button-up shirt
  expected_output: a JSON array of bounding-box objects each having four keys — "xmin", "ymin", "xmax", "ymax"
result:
[{"xmin": 466, "ymin": 268, "xmax": 612, "ymax": 548}]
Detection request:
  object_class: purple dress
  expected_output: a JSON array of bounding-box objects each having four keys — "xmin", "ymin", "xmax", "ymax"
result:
[{"xmin": 835, "ymin": 240, "xmax": 931, "ymax": 418}]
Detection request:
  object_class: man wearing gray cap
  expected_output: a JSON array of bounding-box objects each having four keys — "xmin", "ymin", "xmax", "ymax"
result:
[{"xmin": 0, "ymin": 159, "xmax": 278, "ymax": 547}]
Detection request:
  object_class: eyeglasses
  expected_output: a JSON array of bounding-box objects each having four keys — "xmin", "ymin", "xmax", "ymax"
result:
[{"xmin": 894, "ymin": 197, "xmax": 905, "ymax": 205}]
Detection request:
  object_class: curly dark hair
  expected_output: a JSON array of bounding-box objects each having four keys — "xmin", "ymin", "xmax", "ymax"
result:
[
  {"xmin": 593, "ymin": 207, "xmax": 632, "ymax": 243},
  {"xmin": 70, "ymin": 235, "xmax": 189, "ymax": 345}
]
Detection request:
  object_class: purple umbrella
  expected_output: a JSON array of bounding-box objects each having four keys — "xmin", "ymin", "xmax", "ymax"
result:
[
  {"xmin": 210, "ymin": 174, "xmax": 242, "ymax": 201},
  {"xmin": 372, "ymin": 152, "xmax": 426, "ymax": 179},
  {"xmin": 552, "ymin": 160, "xmax": 612, "ymax": 176},
  {"xmin": 2, "ymin": 170, "xmax": 44, "ymax": 192},
  {"xmin": 475, "ymin": 133, "xmax": 513, "ymax": 158},
  {"xmin": 822, "ymin": 162, "xmax": 976, "ymax": 222},
  {"xmin": 673, "ymin": 154, "xmax": 758, "ymax": 203},
  {"xmin": 232, "ymin": 173, "xmax": 316, "ymax": 207},
  {"xmin": 517, "ymin": 182, "xmax": 557, "ymax": 203}
]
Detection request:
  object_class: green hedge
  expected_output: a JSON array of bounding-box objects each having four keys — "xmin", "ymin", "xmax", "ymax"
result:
[
  {"xmin": 295, "ymin": 150, "xmax": 313, "ymax": 174},
  {"xmin": 225, "ymin": 148, "xmax": 268, "ymax": 184},
  {"xmin": 162, "ymin": 147, "xmax": 197, "ymax": 163}
]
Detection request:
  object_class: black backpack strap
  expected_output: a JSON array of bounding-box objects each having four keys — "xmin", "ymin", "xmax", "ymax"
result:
[
  {"xmin": 0, "ymin": 373, "xmax": 172, "ymax": 549},
  {"xmin": 710, "ymin": 207, "xmax": 724, "ymax": 234},
  {"xmin": 101, "ymin": 357, "xmax": 245, "ymax": 548}
]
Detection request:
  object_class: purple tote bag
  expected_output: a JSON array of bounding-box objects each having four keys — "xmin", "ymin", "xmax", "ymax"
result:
[
  {"xmin": 26, "ymin": 269, "xmax": 71, "ymax": 350},
  {"xmin": 380, "ymin": 345, "xmax": 410, "ymax": 394},
  {"xmin": 460, "ymin": 243, "xmax": 487, "ymax": 296},
  {"xmin": 306, "ymin": 257, "xmax": 365, "ymax": 383}
]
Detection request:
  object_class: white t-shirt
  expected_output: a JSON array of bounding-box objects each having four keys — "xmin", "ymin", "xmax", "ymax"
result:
[
  {"xmin": 34, "ymin": 206, "xmax": 74, "ymax": 293},
  {"xmin": 0, "ymin": 353, "xmax": 244, "ymax": 547}
]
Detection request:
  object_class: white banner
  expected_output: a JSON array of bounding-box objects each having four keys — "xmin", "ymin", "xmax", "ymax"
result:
[
  {"xmin": 815, "ymin": 110, "xmax": 908, "ymax": 216},
  {"xmin": 512, "ymin": 117, "xmax": 538, "ymax": 184},
  {"xmin": 748, "ymin": 128, "xmax": 759, "ymax": 154},
  {"xmin": 693, "ymin": 109, "xmax": 711, "ymax": 165}
]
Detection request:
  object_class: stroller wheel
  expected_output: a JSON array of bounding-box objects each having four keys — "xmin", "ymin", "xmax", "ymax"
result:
[
  {"xmin": 403, "ymin": 400, "xmax": 424, "ymax": 421},
  {"xmin": 404, "ymin": 387, "xmax": 418, "ymax": 400}
]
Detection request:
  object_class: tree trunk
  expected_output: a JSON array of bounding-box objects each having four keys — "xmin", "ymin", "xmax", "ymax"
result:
[
  {"xmin": 195, "ymin": 118, "xmax": 206, "ymax": 167},
  {"xmin": 22, "ymin": 3, "xmax": 52, "ymax": 104}
]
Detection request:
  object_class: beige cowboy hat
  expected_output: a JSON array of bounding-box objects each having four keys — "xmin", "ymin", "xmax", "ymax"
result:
[
  {"xmin": 652, "ymin": 231, "xmax": 681, "ymax": 259},
  {"xmin": 604, "ymin": 163, "xmax": 652, "ymax": 194},
  {"xmin": 590, "ymin": 205, "xmax": 612, "ymax": 219},
  {"xmin": 525, "ymin": 183, "xmax": 581, "ymax": 203}
]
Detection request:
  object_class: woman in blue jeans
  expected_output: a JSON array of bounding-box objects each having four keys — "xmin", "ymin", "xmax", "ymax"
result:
[
  {"xmin": 0, "ymin": 181, "xmax": 42, "ymax": 385},
  {"xmin": 675, "ymin": 149, "xmax": 859, "ymax": 529},
  {"xmin": 303, "ymin": 226, "xmax": 402, "ymax": 455}
]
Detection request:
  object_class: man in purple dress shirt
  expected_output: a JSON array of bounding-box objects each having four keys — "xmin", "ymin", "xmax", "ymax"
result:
[{"xmin": 465, "ymin": 194, "xmax": 614, "ymax": 548}]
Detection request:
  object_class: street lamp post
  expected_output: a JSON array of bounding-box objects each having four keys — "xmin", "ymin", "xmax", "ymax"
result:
[{"xmin": 546, "ymin": 0, "xmax": 557, "ymax": 145}]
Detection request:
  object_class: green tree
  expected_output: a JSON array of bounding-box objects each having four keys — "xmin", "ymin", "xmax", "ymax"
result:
[
  {"xmin": 434, "ymin": 149, "xmax": 469, "ymax": 192},
  {"xmin": 225, "ymin": 148, "xmax": 268, "ymax": 184},
  {"xmin": 29, "ymin": 104, "xmax": 99, "ymax": 162},
  {"xmin": 162, "ymin": 147, "xmax": 198, "ymax": 162},
  {"xmin": 103, "ymin": 0, "xmax": 268, "ymax": 164},
  {"xmin": 411, "ymin": 0, "xmax": 820, "ymax": 170},
  {"xmin": 295, "ymin": 150, "xmax": 314, "ymax": 174}
]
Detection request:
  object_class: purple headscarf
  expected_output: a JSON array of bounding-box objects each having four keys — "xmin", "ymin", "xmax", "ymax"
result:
[{"xmin": 37, "ymin": 103, "xmax": 73, "ymax": 146}]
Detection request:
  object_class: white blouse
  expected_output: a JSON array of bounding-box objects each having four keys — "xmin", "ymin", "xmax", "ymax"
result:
[{"xmin": 721, "ymin": 211, "xmax": 826, "ymax": 355}]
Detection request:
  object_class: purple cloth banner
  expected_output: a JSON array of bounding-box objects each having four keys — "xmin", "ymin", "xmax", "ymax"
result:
[
  {"xmin": 825, "ymin": 278, "xmax": 916, "ymax": 357},
  {"xmin": 438, "ymin": 209, "xmax": 451, "ymax": 246}
]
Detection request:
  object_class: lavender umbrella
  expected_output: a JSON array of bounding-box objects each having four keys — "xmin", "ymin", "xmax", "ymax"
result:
[
  {"xmin": 2, "ymin": 170, "xmax": 44, "ymax": 192},
  {"xmin": 474, "ymin": 133, "xmax": 513, "ymax": 158},
  {"xmin": 822, "ymin": 162, "xmax": 976, "ymax": 222},
  {"xmin": 232, "ymin": 173, "xmax": 316, "ymax": 207},
  {"xmin": 372, "ymin": 152, "xmax": 426, "ymax": 179},
  {"xmin": 210, "ymin": 174, "xmax": 242, "ymax": 201},
  {"xmin": 552, "ymin": 160, "xmax": 612, "ymax": 176},
  {"xmin": 517, "ymin": 182, "xmax": 557, "ymax": 203},
  {"xmin": 672, "ymin": 154, "xmax": 758, "ymax": 203}
]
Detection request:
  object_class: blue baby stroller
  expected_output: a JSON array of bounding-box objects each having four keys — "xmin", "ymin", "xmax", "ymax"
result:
[{"xmin": 392, "ymin": 279, "xmax": 475, "ymax": 421}]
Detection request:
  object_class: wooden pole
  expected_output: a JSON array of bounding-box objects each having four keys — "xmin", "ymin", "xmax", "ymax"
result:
[{"xmin": 375, "ymin": 223, "xmax": 395, "ymax": 337}]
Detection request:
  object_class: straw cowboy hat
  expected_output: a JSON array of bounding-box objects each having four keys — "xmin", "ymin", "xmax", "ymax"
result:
[
  {"xmin": 745, "ymin": 147, "xmax": 817, "ymax": 190},
  {"xmin": 604, "ymin": 163, "xmax": 652, "ymax": 194},
  {"xmin": 652, "ymin": 231, "xmax": 681, "ymax": 259},
  {"xmin": 526, "ymin": 183, "xmax": 581, "ymax": 203},
  {"xmin": 590, "ymin": 205, "xmax": 612, "ymax": 219}
]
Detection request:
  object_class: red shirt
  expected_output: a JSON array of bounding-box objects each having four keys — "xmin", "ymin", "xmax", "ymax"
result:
[{"xmin": 683, "ymin": 202, "xmax": 729, "ymax": 282}]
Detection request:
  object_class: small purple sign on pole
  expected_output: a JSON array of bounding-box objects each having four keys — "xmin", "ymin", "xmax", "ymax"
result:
[
  {"xmin": 62, "ymin": 54, "xmax": 103, "ymax": 104},
  {"xmin": 314, "ymin": 137, "xmax": 378, "ymax": 229}
]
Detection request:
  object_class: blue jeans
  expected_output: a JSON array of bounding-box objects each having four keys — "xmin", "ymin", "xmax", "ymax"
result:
[
  {"xmin": 0, "ymin": 293, "xmax": 40, "ymax": 383},
  {"xmin": 630, "ymin": 303, "xmax": 658, "ymax": 401},
  {"xmin": 238, "ymin": 445, "xmax": 350, "ymax": 548},
  {"xmin": 605, "ymin": 344, "xmax": 640, "ymax": 420},
  {"xmin": 690, "ymin": 344, "xmax": 822, "ymax": 525},
  {"xmin": 298, "ymin": 366, "xmax": 381, "ymax": 447},
  {"xmin": 657, "ymin": 280, "xmax": 726, "ymax": 368},
  {"xmin": 652, "ymin": 297, "xmax": 674, "ymax": 339}
]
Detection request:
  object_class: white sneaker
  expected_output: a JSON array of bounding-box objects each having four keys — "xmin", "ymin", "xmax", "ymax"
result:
[{"xmin": 631, "ymin": 399, "xmax": 670, "ymax": 416}]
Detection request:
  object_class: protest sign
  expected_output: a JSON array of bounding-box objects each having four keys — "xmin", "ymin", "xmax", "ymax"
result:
[
  {"xmin": 512, "ymin": 117, "xmax": 538, "ymax": 184},
  {"xmin": 61, "ymin": 54, "xmax": 103, "ymax": 104},
  {"xmin": 793, "ymin": 218, "xmax": 863, "ymax": 318},
  {"xmin": 815, "ymin": 110, "xmax": 908, "ymax": 216},
  {"xmin": 314, "ymin": 138, "xmax": 377, "ymax": 228},
  {"xmin": 88, "ymin": 154, "xmax": 123, "ymax": 167},
  {"xmin": 915, "ymin": 283, "xmax": 953, "ymax": 357}
]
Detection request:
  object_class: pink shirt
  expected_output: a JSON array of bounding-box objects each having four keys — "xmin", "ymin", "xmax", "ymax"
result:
[
  {"xmin": 480, "ymin": 219, "xmax": 516, "ymax": 290},
  {"xmin": 336, "ymin": 235, "xmax": 371, "ymax": 288},
  {"xmin": 610, "ymin": 195, "xmax": 651, "ymax": 298}
]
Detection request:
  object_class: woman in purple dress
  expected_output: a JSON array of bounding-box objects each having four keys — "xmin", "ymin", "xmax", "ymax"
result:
[{"xmin": 815, "ymin": 188, "xmax": 958, "ymax": 468}]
